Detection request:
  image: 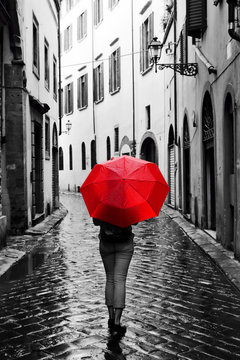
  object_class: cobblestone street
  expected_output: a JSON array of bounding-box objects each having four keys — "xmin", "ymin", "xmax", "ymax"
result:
[{"xmin": 1, "ymin": 193, "xmax": 240, "ymax": 359}]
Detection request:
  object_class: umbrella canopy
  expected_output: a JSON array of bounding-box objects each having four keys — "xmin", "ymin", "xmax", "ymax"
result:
[{"xmin": 80, "ymin": 155, "xmax": 169, "ymax": 228}]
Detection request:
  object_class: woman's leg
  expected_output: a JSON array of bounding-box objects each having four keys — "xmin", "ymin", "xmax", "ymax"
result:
[
  {"xmin": 100, "ymin": 239, "xmax": 115, "ymax": 309},
  {"xmin": 113, "ymin": 238, "xmax": 134, "ymax": 323}
]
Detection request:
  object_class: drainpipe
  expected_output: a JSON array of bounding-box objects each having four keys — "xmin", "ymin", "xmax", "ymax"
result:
[
  {"xmin": 194, "ymin": 46, "xmax": 217, "ymax": 74},
  {"xmin": 227, "ymin": 0, "xmax": 240, "ymax": 42},
  {"xmin": 131, "ymin": 0, "xmax": 136, "ymax": 157},
  {"xmin": 173, "ymin": 0, "xmax": 177, "ymax": 147},
  {"xmin": 57, "ymin": 5, "xmax": 62, "ymax": 135}
]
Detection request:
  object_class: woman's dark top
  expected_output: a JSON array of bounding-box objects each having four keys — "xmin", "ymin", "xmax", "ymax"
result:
[{"xmin": 93, "ymin": 218, "xmax": 134, "ymax": 242}]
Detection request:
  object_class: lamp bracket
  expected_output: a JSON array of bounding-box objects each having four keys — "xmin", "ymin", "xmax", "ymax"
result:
[{"xmin": 156, "ymin": 62, "xmax": 198, "ymax": 77}]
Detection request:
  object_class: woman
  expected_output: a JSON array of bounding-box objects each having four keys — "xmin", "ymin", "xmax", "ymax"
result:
[{"xmin": 93, "ymin": 218, "xmax": 136, "ymax": 337}]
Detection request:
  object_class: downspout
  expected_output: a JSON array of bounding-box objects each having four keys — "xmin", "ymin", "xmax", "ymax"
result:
[
  {"xmin": 131, "ymin": 0, "xmax": 136, "ymax": 157},
  {"xmin": 173, "ymin": 0, "xmax": 177, "ymax": 208},
  {"xmin": 91, "ymin": 0, "xmax": 96, "ymax": 163},
  {"xmin": 57, "ymin": 5, "xmax": 62, "ymax": 135},
  {"xmin": 227, "ymin": 0, "xmax": 240, "ymax": 42}
]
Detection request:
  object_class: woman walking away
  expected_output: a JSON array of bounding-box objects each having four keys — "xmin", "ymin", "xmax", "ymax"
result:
[{"xmin": 93, "ymin": 218, "xmax": 136, "ymax": 337}]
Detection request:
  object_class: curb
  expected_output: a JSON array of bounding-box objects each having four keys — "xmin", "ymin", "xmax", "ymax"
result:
[
  {"xmin": 0, "ymin": 203, "xmax": 68, "ymax": 279},
  {"xmin": 162, "ymin": 205, "xmax": 240, "ymax": 293}
]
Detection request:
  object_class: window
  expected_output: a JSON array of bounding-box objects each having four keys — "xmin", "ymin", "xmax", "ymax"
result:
[
  {"xmin": 77, "ymin": 74, "xmax": 88, "ymax": 109},
  {"xmin": 109, "ymin": 0, "xmax": 119, "ymax": 10},
  {"xmin": 69, "ymin": 144, "xmax": 73, "ymax": 170},
  {"xmin": 44, "ymin": 38, "xmax": 50, "ymax": 90},
  {"xmin": 45, "ymin": 116, "xmax": 50, "ymax": 158},
  {"xmin": 65, "ymin": 82, "xmax": 73, "ymax": 114},
  {"xmin": 60, "ymin": 88, "xmax": 63, "ymax": 117},
  {"xmin": 140, "ymin": 12, "xmax": 154, "ymax": 73},
  {"xmin": 146, "ymin": 105, "xmax": 151, "ymax": 130},
  {"xmin": 53, "ymin": 56, "xmax": 57, "ymax": 100},
  {"xmin": 77, "ymin": 11, "xmax": 87, "ymax": 40},
  {"xmin": 64, "ymin": 25, "xmax": 72, "ymax": 51},
  {"xmin": 186, "ymin": 0, "xmax": 207, "ymax": 38},
  {"xmin": 91, "ymin": 140, "xmax": 97, "ymax": 169},
  {"xmin": 66, "ymin": 0, "xmax": 73, "ymax": 12},
  {"xmin": 82, "ymin": 142, "xmax": 86, "ymax": 170},
  {"xmin": 94, "ymin": 0, "xmax": 103, "ymax": 26},
  {"xmin": 107, "ymin": 136, "xmax": 111, "ymax": 160},
  {"xmin": 59, "ymin": 147, "xmax": 64, "ymax": 170},
  {"xmin": 32, "ymin": 13, "xmax": 40, "ymax": 77},
  {"xmin": 94, "ymin": 63, "xmax": 104, "ymax": 102},
  {"xmin": 109, "ymin": 47, "xmax": 120, "ymax": 94},
  {"xmin": 114, "ymin": 127, "xmax": 119, "ymax": 152}
]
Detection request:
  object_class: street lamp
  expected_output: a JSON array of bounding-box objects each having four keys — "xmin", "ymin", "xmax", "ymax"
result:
[
  {"xmin": 62, "ymin": 119, "xmax": 72, "ymax": 135},
  {"xmin": 148, "ymin": 37, "xmax": 198, "ymax": 77}
]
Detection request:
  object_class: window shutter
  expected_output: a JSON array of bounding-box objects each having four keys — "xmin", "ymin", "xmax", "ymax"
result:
[
  {"xmin": 70, "ymin": 25, "xmax": 72, "ymax": 48},
  {"xmin": 100, "ymin": 0, "xmax": 103, "ymax": 21},
  {"xmin": 70, "ymin": 82, "xmax": 73, "ymax": 112},
  {"xmin": 93, "ymin": 68, "xmax": 97, "ymax": 101},
  {"xmin": 149, "ymin": 12, "xmax": 154, "ymax": 46},
  {"xmin": 94, "ymin": 0, "xmax": 96, "ymax": 25},
  {"xmin": 109, "ymin": 55, "xmax": 112, "ymax": 93},
  {"xmin": 117, "ymin": 47, "xmax": 121, "ymax": 89},
  {"xmin": 77, "ymin": 16, "xmax": 80, "ymax": 40},
  {"xmin": 77, "ymin": 78, "xmax": 80, "ymax": 108},
  {"xmin": 100, "ymin": 63, "xmax": 104, "ymax": 99},
  {"xmin": 84, "ymin": 10, "xmax": 87, "ymax": 36},
  {"xmin": 85, "ymin": 73, "xmax": 88, "ymax": 107},
  {"xmin": 140, "ymin": 25, "xmax": 143, "ymax": 72},
  {"xmin": 186, "ymin": 0, "xmax": 207, "ymax": 38},
  {"xmin": 64, "ymin": 29, "xmax": 67, "ymax": 51},
  {"xmin": 64, "ymin": 85, "xmax": 68, "ymax": 113}
]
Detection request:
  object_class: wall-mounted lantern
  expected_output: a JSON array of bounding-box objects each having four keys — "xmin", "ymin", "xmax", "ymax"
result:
[
  {"xmin": 148, "ymin": 37, "xmax": 198, "ymax": 77},
  {"xmin": 62, "ymin": 119, "xmax": 72, "ymax": 135}
]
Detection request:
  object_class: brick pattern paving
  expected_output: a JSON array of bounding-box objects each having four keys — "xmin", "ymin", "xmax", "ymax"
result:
[{"xmin": 0, "ymin": 193, "xmax": 240, "ymax": 359}]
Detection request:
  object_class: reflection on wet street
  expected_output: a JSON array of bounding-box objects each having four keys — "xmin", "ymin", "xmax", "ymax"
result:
[{"xmin": 0, "ymin": 193, "xmax": 240, "ymax": 359}]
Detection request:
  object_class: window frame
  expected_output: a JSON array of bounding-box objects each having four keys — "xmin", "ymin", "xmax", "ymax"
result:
[
  {"xmin": 94, "ymin": 62, "xmax": 104, "ymax": 103},
  {"xmin": 109, "ymin": 47, "xmax": 121, "ymax": 94},
  {"xmin": 140, "ymin": 12, "xmax": 154, "ymax": 74},
  {"xmin": 44, "ymin": 38, "xmax": 50, "ymax": 91},
  {"xmin": 64, "ymin": 25, "xmax": 72, "ymax": 52},
  {"xmin": 94, "ymin": 0, "xmax": 103, "ymax": 26},
  {"xmin": 65, "ymin": 82, "xmax": 74, "ymax": 115},
  {"xmin": 53, "ymin": 55, "xmax": 57, "ymax": 100},
  {"xmin": 45, "ymin": 116, "xmax": 50, "ymax": 160},
  {"xmin": 77, "ymin": 10, "xmax": 87, "ymax": 41},
  {"xmin": 77, "ymin": 73, "xmax": 88, "ymax": 110},
  {"xmin": 32, "ymin": 13, "xmax": 40, "ymax": 78}
]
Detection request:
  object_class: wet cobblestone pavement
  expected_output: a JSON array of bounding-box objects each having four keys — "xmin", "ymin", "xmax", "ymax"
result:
[{"xmin": 1, "ymin": 193, "xmax": 240, "ymax": 359}]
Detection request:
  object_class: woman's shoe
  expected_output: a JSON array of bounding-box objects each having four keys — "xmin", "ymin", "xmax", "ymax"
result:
[
  {"xmin": 108, "ymin": 318, "xmax": 115, "ymax": 331},
  {"xmin": 112, "ymin": 324, "xmax": 126, "ymax": 337}
]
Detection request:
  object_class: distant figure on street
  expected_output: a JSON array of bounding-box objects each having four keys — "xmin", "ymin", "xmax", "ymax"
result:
[{"xmin": 93, "ymin": 218, "xmax": 136, "ymax": 337}]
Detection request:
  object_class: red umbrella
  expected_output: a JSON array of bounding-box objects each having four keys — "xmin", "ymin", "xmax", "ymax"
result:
[{"xmin": 80, "ymin": 155, "xmax": 169, "ymax": 228}]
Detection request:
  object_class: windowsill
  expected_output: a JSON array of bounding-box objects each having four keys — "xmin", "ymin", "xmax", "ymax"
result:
[
  {"xmin": 78, "ymin": 105, "xmax": 88, "ymax": 111},
  {"xmin": 94, "ymin": 97, "xmax": 104, "ymax": 104},
  {"xmin": 110, "ymin": 87, "xmax": 120, "ymax": 96},
  {"xmin": 77, "ymin": 34, "xmax": 87, "ymax": 43},
  {"xmin": 66, "ymin": 111, "xmax": 73, "ymax": 116},
  {"xmin": 45, "ymin": 154, "xmax": 50, "ymax": 160},
  {"xmin": 94, "ymin": 18, "xmax": 103, "ymax": 28},
  {"xmin": 141, "ymin": 66, "xmax": 152, "ymax": 76}
]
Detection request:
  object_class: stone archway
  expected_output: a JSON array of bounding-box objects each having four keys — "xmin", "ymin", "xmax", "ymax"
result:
[{"xmin": 139, "ymin": 132, "xmax": 158, "ymax": 165}]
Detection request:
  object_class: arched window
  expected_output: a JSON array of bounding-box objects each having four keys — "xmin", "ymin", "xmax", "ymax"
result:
[
  {"xmin": 59, "ymin": 147, "xmax": 64, "ymax": 170},
  {"xmin": 106, "ymin": 136, "xmax": 111, "ymax": 160},
  {"xmin": 69, "ymin": 144, "xmax": 73, "ymax": 170},
  {"xmin": 82, "ymin": 142, "xmax": 86, "ymax": 170},
  {"xmin": 91, "ymin": 140, "xmax": 96, "ymax": 169}
]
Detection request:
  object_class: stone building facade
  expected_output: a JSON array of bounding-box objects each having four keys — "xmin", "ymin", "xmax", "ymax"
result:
[{"xmin": 0, "ymin": 0, "xmax": 60, "ymax": 242}]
